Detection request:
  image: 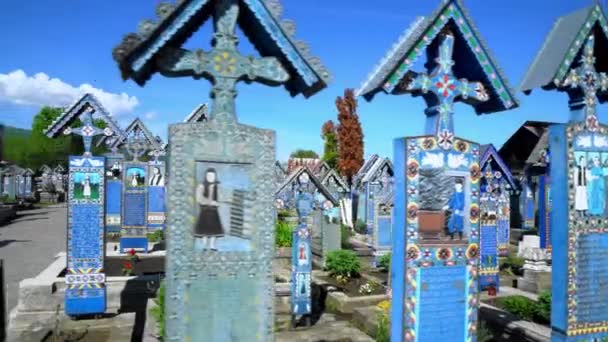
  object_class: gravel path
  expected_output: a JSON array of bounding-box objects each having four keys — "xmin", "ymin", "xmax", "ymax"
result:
[{"xmin": 0, "ymin": 205, "xmax": 67, "ymax": 312}]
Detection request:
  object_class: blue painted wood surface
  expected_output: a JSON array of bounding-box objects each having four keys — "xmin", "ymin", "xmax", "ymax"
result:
[
  {"xmin": 147, "ymin": 186, "xmax": 165, "ymax": 231},
  {"xmin": 105, "ymin": 180, "xmax": 122, "ymax": 233},
  {"xmin": 65, "ymin": 156, "xmax": 106, "ymax": 316}
]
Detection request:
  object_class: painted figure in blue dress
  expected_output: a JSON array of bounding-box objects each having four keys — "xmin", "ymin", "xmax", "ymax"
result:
[
  {"xmin": 443, "ymin": 179, "xmax": 465, "ymax": 240},
  {"xmin": 587, "ymin": 156, "xmax": 605, "ymax": 216}
]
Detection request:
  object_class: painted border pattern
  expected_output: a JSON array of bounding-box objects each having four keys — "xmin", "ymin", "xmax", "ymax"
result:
[
  {"xmin": 403, "ymin": 135, "xmax": 480, "ymax": 342},
  {"xmin": 566, "ymin": 122, "xmax": 608, "ymax": 336}
]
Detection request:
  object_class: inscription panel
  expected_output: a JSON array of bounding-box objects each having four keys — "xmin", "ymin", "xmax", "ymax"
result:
[
  {"xmin": 418, "ymin": 266, "xmax": 467, "ymax": 341},
  {"xmin": 497, "ymin": 218, "xmax": 509, "ymax": 257},
  {"xmin": 574, "ymin": 233, "xmax": 608, "ymax": 323},
  {"xmin": 105, "ymin": 180, "xmax": 122, "ymax": 231},
  {"xmin": 66, "ymin": 156, "xmax": 105, "ymax": 315},
  {"xmin": 377, "ymin": 216, "xmax": 392, "ymax": 248},
  {"xmin": 124, "ymin": 192, "xmax": 146, "ymax": 227}
]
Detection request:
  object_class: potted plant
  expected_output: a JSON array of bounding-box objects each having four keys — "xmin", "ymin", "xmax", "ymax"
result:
[{"xmin": 417, "ymin": 168, "xmax": 452, "ymax": 239}]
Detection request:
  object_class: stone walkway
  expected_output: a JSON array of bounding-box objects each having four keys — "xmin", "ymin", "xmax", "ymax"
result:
[
  {"xmin": 0, "ymin": 205, "xmax": 67, "ymax": 312},
  {"xmin": 275, "ymin": 313, "xmax": 374, "ymax": 342}
]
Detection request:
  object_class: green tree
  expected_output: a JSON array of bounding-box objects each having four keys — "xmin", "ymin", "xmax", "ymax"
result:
[
  {"xmin": 290, "ymin": 149, "xmax": 319, "ymax": 159},
  {"xmin": 26, "ymin": 106, "xmax": 107, "ymax": 170},
  {"xmin": 321, "ymin": 120, "xmax": 338, "ymax": 169}
]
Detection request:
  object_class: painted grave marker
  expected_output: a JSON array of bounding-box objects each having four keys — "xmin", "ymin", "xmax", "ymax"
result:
[
  {"xmin": 373, "ymin": 190, "xmax": 394, "ymax": 263},
  {"xmin": 147, "ymin": 148, "xmax": 167, "ymax": 231},
  {"xmin": 356, "ymin": 0, "xmax": 518, "ymax": 340},
  {"xmin": 114, "ymin": 118, "xmax": 162, "ymax": 252},
  {"xmin": 479, "ymin": 144, "xmax": 515, "ymax": 290},
  {"xmin": 44, "ymin": 93, "xmax": 122, "ymax": 316},
  {"xmin": 104, "ymin": 149, "xmax": 124, "ymax": 233},
  {"xmin": 112, "ymin": 0, "xmax": 330, "ymax": 339},
  {"xmin": 520, "ymin": 5, "xmax": 608, "ymax": 340}
]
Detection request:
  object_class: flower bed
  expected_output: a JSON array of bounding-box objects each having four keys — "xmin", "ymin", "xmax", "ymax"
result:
[{"xmin": 318, "ymin": 274, "xmax": 385, "ymax": 297}]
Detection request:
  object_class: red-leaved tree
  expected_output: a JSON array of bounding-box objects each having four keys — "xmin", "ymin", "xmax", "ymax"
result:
[{"xmin": 336, "ymin": 89, "xmax": 364, "ymax": 187}]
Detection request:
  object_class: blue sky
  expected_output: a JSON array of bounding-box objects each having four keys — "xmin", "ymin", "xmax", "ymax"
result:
[{"xmin": 0, "ymin": 0, "xmax": 605, "ymax": 161}]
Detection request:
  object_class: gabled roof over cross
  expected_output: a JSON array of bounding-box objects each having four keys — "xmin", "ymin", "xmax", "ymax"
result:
[
  {"xmin": 313, "ymin": 161, "xmax": 331, "ymax": 178},
  {"xmin": 44, "ymin": 93, "xmax": 124, "ymax": 156},
  {"xmin": 320, "ymin": 168, "xmax": 349, "ymax": 193},
  {"xmin": 355, "ymin": 0, "xmax": 518, "ymax": 115},
  {"xmin": 275, "ymin": 166, "xmax": 338, "ymax": 207},
  {"xmin": 108, "ymin": 117, "xmax": 162, "ymax": 151},
  {"xmin": 361, "ymin": 157, "xmax": 394, "ymax": 184},
  {"xmin": 520, "ymin": 3, "xmax": 608, "ymax": 131},
  {"xmin": 353, "ymin": 154, "xmax": 379, "ymax": 188},
  {"xmin": 183, "ymin": 103, "xmax": 209, "ymax": 123},
  {"xmin": 113, "ymin": 0, "xmax": 331, "ymax": 98},
  {"xmin": 479, "ymin": 144, "xmax": 516, "ymax": 190},
  {"xmin": 520, "ymin": 3, "xmax": 608, "ymax": 95}
]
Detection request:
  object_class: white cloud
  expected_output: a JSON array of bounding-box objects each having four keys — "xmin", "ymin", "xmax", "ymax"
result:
[
  {"xmin": 143, "ymin": 111, "xmax": 156, "ymax": 120},
  {"xmin": 0, "ymin": 69, "xmax": 139, "ymax": 116}
]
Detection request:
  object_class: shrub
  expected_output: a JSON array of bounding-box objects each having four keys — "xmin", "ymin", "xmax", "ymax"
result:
[
  {"xmin": 325, "ymin": 249, "xmax": 361, "ymax": 278},
  {"xmin": 378, "ymin": 253, "xmax": 391, "ymax": 271},
  {"xmin": 375, "ymin": 311, "xmax": 390, "ymax": 342},
  {"xmin": 477, "ymin": 321, "xmax": 493, "ymax": 342},
  {"xmin": 500, "ymin": 255, "xmax": 525, "ymax": 276},
  {"xmin": 340, "ymin": 224, "xmax": 352, "ymax": 248},
  {"xmin": 535, "ymin": 290, "xmax": 551, "ymax": 324},
  {"xmin": 354, "ymin": 219, "xmax": 367, "ymax": 235},
  {"xmin": 500, "ymin": 295, "xmax": 537, "ymax": 321},
  {"xmin": 147, "ymin": 230, "xmax": 164, "ymax": 242},
  {"xmin": 275, "ymin": 221, "xmax": 293, "ymax": 247},
  {"xmin": 150, "ymin": 282, "xmax": 165, "ymax": 339}
]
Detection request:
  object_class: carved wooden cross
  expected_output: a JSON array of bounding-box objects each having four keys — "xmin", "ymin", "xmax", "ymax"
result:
[
  {"xmin": 406, "ymin": 33, "xmax": 489, "ymax": 149},
  {"xmin": 156, "ymin": 0, "xmax": 289, "ymax": 122},
  {"xmin": 562, "ymin": 35, "xmax": 608, "ymax": 131},
  {"xmin": 124, "ymin": 128, "xmax": 149, "ymax": 161},
  {"xmin": 63, "ymin": 109, "xmax": 113, "ymax": 157}
]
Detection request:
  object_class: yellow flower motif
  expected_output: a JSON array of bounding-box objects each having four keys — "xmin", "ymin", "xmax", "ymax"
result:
[{"xmin": 213, "ymin": 51, "xmax": 237, "ymax": 75}]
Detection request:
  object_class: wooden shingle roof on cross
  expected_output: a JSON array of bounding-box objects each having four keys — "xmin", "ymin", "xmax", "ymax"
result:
[
  {"xmin": 44, "ymin": 93, "xmax": 125, "ymax": 155},
  {"xmin": 479, "ymin": 144, "xmax": 516, "ymax": 190},
  {"xmin": 107, "ymin": 117, "xmax": 163, "ymax": 152},
  {"xmin": 183, "ymin": 103, "xmax": 209, "ymax": 123},
  {"xmin": 312, "ymin": 161, "xmax": 331, "ymax": 179},
  {"xmin": 520, "ymin": 3, "xmax": 608, "ymax": 95},
  {"xmin": 275, "ymin": 166, "xmax": 339, "ymax": 207},
  {"xmin": 320, "ymin": 168, "xmax": 349, "ymax": 193},
  {"xmin": 361, "ymin": 157, "xmax": 394, "ymax": 184},
  {"xmin": 355, "ymin": 0, "xmax": 518, "ymax": 115},
  {"xmin": 113, "ymin": 0, "xmax": 331, "ymax": 98},
  {"xmin": 45, "ymin": 94, "xmax": 122, "ymax": 139},
  {"xmin": 353, "ymin": 154, "xmax": 380, "ymax": 188}
]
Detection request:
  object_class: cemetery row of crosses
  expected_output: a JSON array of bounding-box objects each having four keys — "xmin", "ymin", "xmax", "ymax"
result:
[{"xmin": 3, "ymin": 0, "xmax": 608, "ymax": 341}]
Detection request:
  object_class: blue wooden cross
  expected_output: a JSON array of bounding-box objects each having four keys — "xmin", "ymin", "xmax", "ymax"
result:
[
  {"xmin": 407, "ymin": 33, "xmax": 489, "ymax": 149},
  {"xmin": 562, "ymin": 35, "xmax": 608, "ymax": 131},
  {"xmin": 63, "ymin": 109, "xmax": 113, "ymax": 157},
  {"xmin": 156, "ymin": 1, "xmax": 289, "ymax": 123}
]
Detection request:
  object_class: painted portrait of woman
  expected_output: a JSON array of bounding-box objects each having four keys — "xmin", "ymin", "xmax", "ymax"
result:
[
  {"xmin": 193, "ymin": 168, "xmax": 224, "ymax": 250},
  {"xmin": 149, "ymin": 166, "xmax": 164, "ymax": 186}
]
